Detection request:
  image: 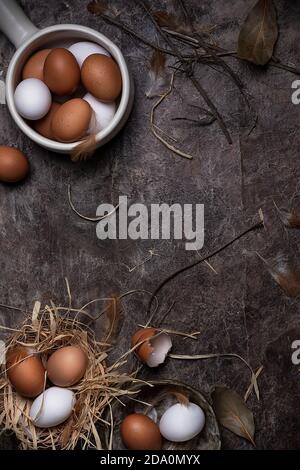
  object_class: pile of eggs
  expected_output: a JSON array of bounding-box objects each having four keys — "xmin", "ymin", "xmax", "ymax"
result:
[
  {"xmin": 6, "ymin": 345, "xmax": 88, "ymax": 428},
  {"xmin": 120, "ymin": 402, "xmax": 206, "ymax": 450},
  {"xmin": 14, "ymin": 42, "xmax": 121, "ymax": 142}
]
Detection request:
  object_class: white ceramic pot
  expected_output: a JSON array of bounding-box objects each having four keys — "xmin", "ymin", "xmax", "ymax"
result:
[{"xmin": 0, "ymin": 0, "xmax": 134, "ymax": 154}]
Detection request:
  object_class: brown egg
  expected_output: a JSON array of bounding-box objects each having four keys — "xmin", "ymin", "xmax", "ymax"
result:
[
  {"xmin": 43, "ymin": 48, "xmax": 80, "ymax": 95},
  {"xmin": 0, "ymin": 146, "xmax": 29, "ymax": 183},
  {"xmin": 33, "ymin": 102, "xmax": 61, "ymax": 139},
  {"xmin": 121, "ymin": 414, "xmax": 162, "ymax": 450},
  {"xmin": 22, "ymin": 49, "xmax": 51, "ymax": 81},
  {"xmin": 47, "ymin": 346, "xmax": 88, "ymax": 387},
  {"xmin": 81, "ymin": 54, "xmax": 122, "ymax": 102},
  {"xmin": 51, "ymin": 98, "xmax": 92, "ymax": 142},
  {"xmin": 6, "ymin": 347, "xmax": 45, "ymax": 398}
]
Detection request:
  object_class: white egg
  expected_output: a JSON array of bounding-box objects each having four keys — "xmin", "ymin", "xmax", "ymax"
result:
[
  {"xmin": 83, "ymin": 93, "xmax": 116, "ymax": 134},
  {"xmin": 68, "ymin": 41, "xmax": 110, "ymax": 68},
  {"xmin": 14, "ymin": 78, "xmax": 51, "ymax": 120},
  {"xmin": 30, "ymin": 386, "xmax": 76, "ymax": 428},
  {"xmin": 159, "ymin": 402, "xmax": 205, "ymax": 442}
]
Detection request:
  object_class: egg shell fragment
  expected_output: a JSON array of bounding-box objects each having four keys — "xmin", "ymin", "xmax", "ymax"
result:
[
  {"xmin": 121, "ymin": 414, "xmax": 162, "ymax": 450},
  {"xmin": 131, "ymin": 328, "xmax": 172, "ymax": 367},
  {"xmin": 22, "ymin": 49, "xmax": 51, "ymax": 81},
  {"xmin": 159, "ymin": 402, "xmax": 205, "ymax": 442},
  {"xmin": 47, "ymin": 346, "xmax": 88, "ymax": 387},
  {"xmin": 68, "ymin": 41, "xmax": 110, "ymax": 68},
  {"xmin": 83, "ymin": 93, "xmax": 116, "ymax": 134},
  {"xmin": 30, "ymin": 386, "xmax": 76, "ymax": 428},
  {"xmin": 6, "ymin": 347, "xmax": 45, "ymax": 398},
  {"xmin": 14, "ymin": 78, "xmax": 51, "ymax": 120}
]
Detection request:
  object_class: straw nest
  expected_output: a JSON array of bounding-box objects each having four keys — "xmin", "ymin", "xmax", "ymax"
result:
[{"xmin": 0, "ymin": 299, "xmax": 139, "ymax": 450}]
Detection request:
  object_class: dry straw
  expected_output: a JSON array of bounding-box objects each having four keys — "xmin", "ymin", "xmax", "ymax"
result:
[{"xmin": 0, "ymin": 297, "xmax": 143, "ymax": 450}]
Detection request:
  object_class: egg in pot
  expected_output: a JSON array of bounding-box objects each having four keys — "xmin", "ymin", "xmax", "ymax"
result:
[
  {"xmin": 159, "ymin": 402, "xmax": 205, "ymax": 442},
  {"xmin": 51, "ymin": 98, "xmax": 92, "ymax": 142},
  {"xmin": 68, "ymin": 41, "xmax": 110, "ymax": 68},
  {"xmin": 43, "ymin": 48, "xmax": 80, "ymax": 96},
  {"xmin": 83, "ymin": 93, "xmax": 116, "ymax": 134},
  {"xmin": 0, "ymin": 146, "xmax": 29, "ymax": 183},
  {"xmin": 6, "ymin": 347, "xmax": 45, "ymax": 398},
  {"xmin": 81, "ymin": 54, "xmax": 122, "ymax": 102},
  {"xmin": 14, "ymin": 78, "xmax": 51, "ymax": 120},
  {"xmin": 33, "ymin": 102, "xmax": 61, "ymax": 139},
  {"xmin": 22, "ymin": 49, "xmax": 51, "ymax": 81},
  {"xmin": 121, "ymin": 414, "xmax": 162, "ymax": 450},
  {"xmin": 47, "ymin": 345, "xmax": 88, "ymax": 387}
]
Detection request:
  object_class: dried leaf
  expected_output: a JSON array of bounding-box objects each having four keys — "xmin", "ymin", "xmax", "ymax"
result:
[
  {"xmin": 212, "ymin": 386, "xmax": 255, "ymax": 446},
  {"xmin": 257, "ymin": 252, "xmax": 300, "ymax": 297},
  {"xmin": 237, "ymin": 0, "xmax": 278, "ymax": 65},
  {"xmin": 145, "ymin": 50, "xmax": 170, "ymax": 99}
]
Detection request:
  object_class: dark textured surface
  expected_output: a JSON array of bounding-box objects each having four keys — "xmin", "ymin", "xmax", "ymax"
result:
[{"xmin": 0, "ymin": 0, "xmax": 300, "ymax": 450}]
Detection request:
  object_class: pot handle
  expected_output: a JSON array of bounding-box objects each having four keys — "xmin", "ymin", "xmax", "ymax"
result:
[{"xmin": 0, "ymin": 0, "xmax": 38, "ymax": 49}]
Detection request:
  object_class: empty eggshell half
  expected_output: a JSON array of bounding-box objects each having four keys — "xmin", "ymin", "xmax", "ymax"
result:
[{"xmin": 131, "ymin": 328, "xmax": 172, "ymax": 367}]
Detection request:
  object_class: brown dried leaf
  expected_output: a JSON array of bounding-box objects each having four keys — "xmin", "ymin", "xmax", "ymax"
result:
[
  {"xmin": 258, "ymin": 253, "xmax": 300, "ymax": 297},
  {"xmin": 237, "ymin": 0, "xmax": 278, "ymax": 65},
  {"xmin": 212, "ymin": 386, "xmax": 255, "ymax": 446},
  {"xmin": 145, "ymin": 50, "xmax": 170, "ymax": 98}
]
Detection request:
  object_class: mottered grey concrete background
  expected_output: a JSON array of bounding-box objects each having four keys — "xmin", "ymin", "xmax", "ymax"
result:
[{"xmin": 0, "ymin": 0, "xmax": 300, "ymax": 450}]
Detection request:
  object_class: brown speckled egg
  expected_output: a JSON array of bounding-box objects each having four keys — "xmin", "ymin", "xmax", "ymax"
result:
[
  {"xmin": 81, "ymin": 54, "xmax": 122, "ymax": 102},
  {"xmin": 47, "ymin": 346, "xmax": 88, "ymax": 387},
  {"xmin": 22, "ymin": 49, "xmax": 51, "ymax": 81},
  {"xmin": 6, "ymin": 347, "xmax": 45, "ymax": 398},
  {"xmin": 121, "ymin": 414, "xmax": 162, "ymax": 450},
  {"xmin": 0, "ymin": 146, "xmax": 29, "ymax": 183},
  {"xmin": 33, "ymin": 102, "xmax": 61, "ymax": 139},
  {"xmin": 51, "ymin": 98, "xmax": 92, "ymax": 142},
  {"xmin": 44, "ymin": 48, "xmax": 80, "ymax": 96}
]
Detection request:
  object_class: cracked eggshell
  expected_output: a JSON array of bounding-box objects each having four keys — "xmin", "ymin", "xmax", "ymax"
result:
[
  {"xmin": 131, "ymin": 328, "xmax": 172, "ymax": 367},
  {"xmin": 30, "ymin": 386, "xmax": 76, "ymax": 428},
  {"xmin": 68, "ymin": 41, "xmax": 110, "ymax": 68},
  {"xmin": 159, "ymin": 402, "xmax": 205, "ymax": 442}
]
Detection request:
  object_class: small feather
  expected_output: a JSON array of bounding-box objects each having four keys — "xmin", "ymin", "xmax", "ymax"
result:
[
  {"xmin": 278, "ymin": 209, "xmax": 300, "ymax": 228},
  {"xmin": 87, "ymin": 0, "xmax": 107, "ymax": 15},
  {"xmin": 153, "ymin": 11, "xmax": 191, "ymax": 34},
  {"xmin": 258, "ymin": 252, "xmax": 300, "ymax": 297},
  {"xmin": 145, "ymin": 51, "xmax": 170, "ymax": 98}
]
